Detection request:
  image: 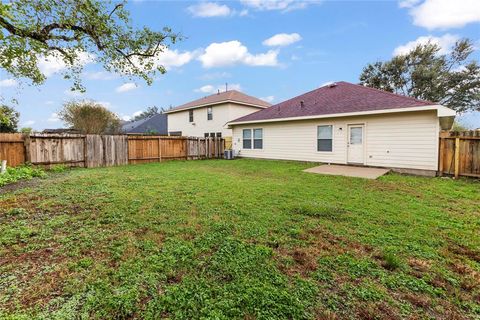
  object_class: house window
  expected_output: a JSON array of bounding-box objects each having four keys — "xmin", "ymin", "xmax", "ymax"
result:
[
  {"xmin": 317, "ymin": 125, "xmax": 333, "ymax": 152},
  {"xmin": 216, "ymin": 132, "xmax": 222, "ymax": 138},
  {"xmin": 253, "ymin": 128, "xmax": 263, "ymax": 149},
  {"xmin": 243, "ymin": 129, "xmax": 252, "ymax": 149},
  {"xmin": 204, "ymin": 133, "xmax": 209, "ymax": 138},
  {"xmin": 207, "ymin": 107, "xmax": 213, "ymax": 120},
  {"xmin": 210, "ymin": 132, "xmax": 215, "ymax": 137},
  {"xmin": 189, "ymin": 110, "xmax": 194, "ymax": 122}
]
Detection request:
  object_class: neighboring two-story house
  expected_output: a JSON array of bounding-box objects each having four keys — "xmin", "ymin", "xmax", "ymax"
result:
[{"xmin": 165, "ymin": 90, "xmax": 270, "ymax": 138}]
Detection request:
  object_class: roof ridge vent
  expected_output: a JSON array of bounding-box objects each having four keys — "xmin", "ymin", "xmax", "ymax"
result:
[{"xmin": 328, "ymin": 82, "xmax": 337, "ymax": 88}]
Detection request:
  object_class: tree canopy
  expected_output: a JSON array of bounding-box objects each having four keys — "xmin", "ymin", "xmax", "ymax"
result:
[
  {"xmin": 131, "ymin": 106, "xmax": 161, "ymax": 121},
  {"xmin": 59, "ymin": 100, "xmax": 121, "ymax": 134},
  {"xmin": 359, "ymin": 39, "xmax": 480, "ymax": 113},
  {"xmin": 0, "ymin": 0, "xmax": 179, "ymax": 92},
  {"xmin": 0, "ymin": 105, "xmax": 19, "ymax": 133}
]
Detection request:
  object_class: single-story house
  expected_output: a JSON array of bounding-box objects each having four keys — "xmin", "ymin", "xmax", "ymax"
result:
[
  {"xmin": 227, "ymin": 81, "xmax": 456, "ymax": 176},
  {"xmin": 165, "ymin": 90, "xmax": 270, "ymax": 138},
  {"xmin": 122, "ymin": 113, "xmax": 168, "ymax": 135}
]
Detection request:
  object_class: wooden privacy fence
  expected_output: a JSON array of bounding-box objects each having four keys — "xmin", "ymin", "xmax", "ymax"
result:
[
  {"xmin": 0, "ymin": 133, "xmax": 224, "ymax": 168},
  {"xmin": 439, "ymin": 131, "xmax": 480, "ymax": 178},
  {"xmin": 128, "ymin": 136, "xmax": 224, "ymax": 164},
  {"xmin": 0, "ymin": 133, "xmax": 25, "ymax": 167}
]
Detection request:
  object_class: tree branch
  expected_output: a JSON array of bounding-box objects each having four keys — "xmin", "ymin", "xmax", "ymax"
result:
[{"xmin": 108, "ymin": 3, "xmax": 124, "ymax": 18}]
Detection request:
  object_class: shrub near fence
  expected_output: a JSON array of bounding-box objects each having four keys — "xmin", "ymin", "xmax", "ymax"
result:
[{"xmin": 0, "ymin": 133, "xmax": 224, "ymax": 168}]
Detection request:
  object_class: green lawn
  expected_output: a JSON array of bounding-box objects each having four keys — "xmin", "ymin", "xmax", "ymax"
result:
[{"xmin": 0, "ymin": 159, "xmax": 479, "ymax": 319}]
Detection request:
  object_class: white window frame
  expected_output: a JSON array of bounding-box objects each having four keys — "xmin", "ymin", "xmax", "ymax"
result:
[
  {"xmin": 317, "ymin": 124, "xmax": 334, "ymax": 153},
  {"xmin": 253, "ymin": 128, "xmax": 263, "ymax": 149},
  {"xmin": 188, "ymin": 110, "xmax": 194, "ymax": 122},
  {"xmin": 207, "ymin": 107, "xmax": 213, "ymax": 120},
  {"xmin": 242, "ymin": 129, "xmax": 252, "ymax": 149}
]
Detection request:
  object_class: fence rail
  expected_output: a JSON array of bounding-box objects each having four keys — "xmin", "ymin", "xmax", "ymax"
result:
[
  {"xmin": 0, "ymin": 133, "xmax": 224, "ymax": 169},
  {"xmin": 439, "ymin": 131, "xmax": 480, "ymax": 178}
]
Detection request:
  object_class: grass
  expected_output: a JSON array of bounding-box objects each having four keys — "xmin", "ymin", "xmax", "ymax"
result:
[{"xmin": 0, "ymin": 159, "xmax": 479, "ymax": 319}]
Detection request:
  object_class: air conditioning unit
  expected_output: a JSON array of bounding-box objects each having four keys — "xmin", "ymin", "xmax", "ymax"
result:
[{"xmin": 224, "ymin": 149, "xmax": 234, "ymax": 160}]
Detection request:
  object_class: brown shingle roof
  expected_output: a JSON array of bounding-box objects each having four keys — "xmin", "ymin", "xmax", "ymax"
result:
[
  {"xmin": 166, "ymin": 90, "xmax": 271, "ymax": 113},
  {"xmin": 230, "ymin": 81, "xmax": 436, "ymax": 123}
]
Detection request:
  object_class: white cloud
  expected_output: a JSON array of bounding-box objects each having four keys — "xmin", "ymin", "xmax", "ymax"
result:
[
  {"xmin": 47, "ymin": 113, "xmax": 60, "ymax": 122},
  {"xmin": 155, "ymin": 48, "xmax": 198, "ymax": 69},
  {"xmin": 84, "ymin": 71, "xmax": 118, "ymax": 80},
  {"xmin": 401, "ymin": 0, "xmax": 480, "ymax": 29},
  {"xmin": 187, "ymin": 2, "xmax": 232, "ymax": 17},
  {"xmin": 399, "ymin": 0, "xmax": 421, "ymax": 8},
  {"xmin": 263, "ymin": 33, "xmax": 302, "ymax": 47},
  {"xmin": 393, "ymin": 34, "xmax": 459, "ymax": 56},
  {"xmin": 195, "ymin": 85, "xmax": 216, "ymax": 93},
  {"xmin": 194, "ymin": 83, "xmax": 242, "ymax": 94},
  {"xmin": 0, "ymin": 78, "xmax": 17, "ymax": 87},
  {"xmin": 121, "ymin": 110, "xmax": 143, "ymax": 122},
  {"xmin": 240, "ymin": 0, "xmax": 321, "ymax": 12},
  {"xmin": 260, "ymin": 95, "xmax": 275, "ymax": 103},
  {"xmin": 64, "ymin": 89, "xmax": 85, "ymax": 97},
  {"xmin": 97, "ymin": 101, "xmax": 113, "ymax": 109},
  {"xmin": 38, "ymin": 52, "xmax": 95, "ymax": 77},
  {"xmin": 21, "ymin": 120, "xmax": 35, "ymax": 127},
  {"xmin": 116, "ymin": 82, "xmax": 138, "ymax": 93},
  {"xmin": 198, "ymin": 41, "xmax": 278, "ymax": 68}
]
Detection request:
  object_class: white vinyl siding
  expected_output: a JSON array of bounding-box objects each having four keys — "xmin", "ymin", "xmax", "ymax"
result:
[
  {"xmin": 232, "ymin": 111, "xmax": 439, "ymax": 171},
  {"xmin": 167, "ymin": 103, "xmax": 262, "ymax": 137}
]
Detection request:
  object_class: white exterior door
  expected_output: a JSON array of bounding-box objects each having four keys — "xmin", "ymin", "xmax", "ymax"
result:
[{"xmin": 347, "ymin": 124, "xmax": 365, "ymax": 164}]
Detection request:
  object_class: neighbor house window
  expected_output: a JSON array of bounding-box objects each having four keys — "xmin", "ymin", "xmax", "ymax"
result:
[
  {"xmin": 189, "ymin": 110, "xmax": 194, "ymax": 122},
  {"xmin": 216, "ymin": 132, "xmax": 222, "ymax": 138},
  {"xmin": 204, "ymin": 133, "xmax": 209, "ymax": 138},
  {"xmin": 253, "ymin": 128, "xmax": 263, "ymax": 149},
  {"xmin": 207, "ymin": 107, "xmax": 213, "ymax": 120},
  {"xmin": 243, "ymin": 129, "xmax": 252, "ymax": 149},
  {"xmin": 317, "ymin": 125, "xmax": 333, "ymax": 152}
]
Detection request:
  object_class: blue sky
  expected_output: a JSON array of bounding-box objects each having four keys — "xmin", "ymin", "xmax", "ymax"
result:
[{"xmin": 1, "ymin": 0, "xmax": 479, "ymax": 130}]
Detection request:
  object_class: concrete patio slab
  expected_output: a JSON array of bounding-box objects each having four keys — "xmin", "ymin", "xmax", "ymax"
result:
[{"xmin": 303, "ymin": 164, "xmax": 390, "ymax": 179}]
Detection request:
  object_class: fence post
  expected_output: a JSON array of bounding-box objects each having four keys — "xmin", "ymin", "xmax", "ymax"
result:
[
  {"xmin": 24, "ymin": 134, "xmax": 31, "ymax": 164},
  {"xmin": 206, "ymin": 138, "xmax": 209, "ymax": 159},
  {"xmin": 438, "ymin": 137, "xmax": 444, "ymax": 176},
  {"xmin": 83, "ymin": 135, "xmax": 88, "ymax": 168},
  {"xmin": 454, "ymin": 137, "xmax": 460, "ymax": 179},
  {"xmin": 197, "ymin": 137, "xmax": 200, "ymax": 160},
  {"xmin": 158, "ymin": 137, "xmax": 162, "ymax": 162}
]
